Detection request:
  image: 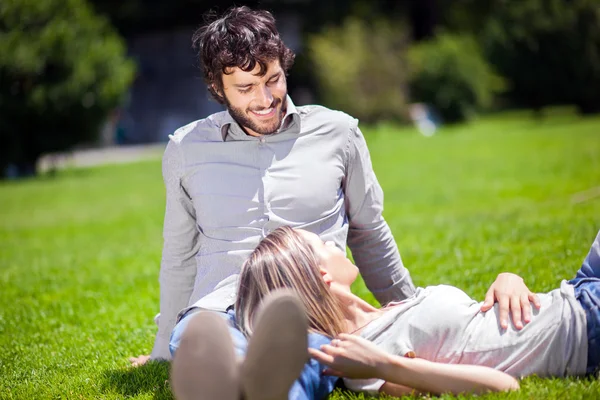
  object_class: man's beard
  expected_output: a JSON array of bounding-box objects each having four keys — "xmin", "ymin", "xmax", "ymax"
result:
[{"xmin": 224, "ymin": 93, "xmax": 287, "ymax": 136}]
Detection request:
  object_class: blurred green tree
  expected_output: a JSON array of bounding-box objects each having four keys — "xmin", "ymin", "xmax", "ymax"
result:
[
  {"xmin": 0, "ymin": 0, "xmax": 135, "ymax": 177},
  {"xmin": 308, "ymin": 18, "xmax": 410, "ymax": 123},
  {"xmin": 435, "ymin": 0, "xmax": 498, "ymax": 35},
  {"xmin": 483, "ymin": 0, "xmax": 600, "ymax": 114},
  {"xmin": 408, "ymin": 34, "xmax": 505, "ymax": 123}
]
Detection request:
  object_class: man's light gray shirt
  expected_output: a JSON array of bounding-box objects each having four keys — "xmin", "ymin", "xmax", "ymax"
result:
[{"xmin": 152, "ymin": 98, "xmax": 415, "ymax": 359}]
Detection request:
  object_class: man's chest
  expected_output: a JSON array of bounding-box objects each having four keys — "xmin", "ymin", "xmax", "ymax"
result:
[{"xmin": 182, "ymin": 136, "xmax": 346, "ymax": 229}]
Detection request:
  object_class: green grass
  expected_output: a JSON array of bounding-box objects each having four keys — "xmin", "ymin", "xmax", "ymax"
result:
[{"xmin": 1, "ymin": 110, "xmax": 600, "ymax": 399}]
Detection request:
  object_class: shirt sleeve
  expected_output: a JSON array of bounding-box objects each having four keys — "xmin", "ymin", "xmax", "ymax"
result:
[
  {"xmin": 343, "ymin": 122, "xmax": 415, "ymax": 304},
  {"xmin": 150, "ymin": 139, "xmax": 200, "ymax": 360}
]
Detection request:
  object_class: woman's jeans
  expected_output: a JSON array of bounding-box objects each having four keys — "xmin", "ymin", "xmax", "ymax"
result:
[
  {"xmin": 170, "ymin": 308, "xmax": 338, "ymax": 400},
  {"xmin": 568, "ymin": 230, "xmax": 600, "ymax": 375}
]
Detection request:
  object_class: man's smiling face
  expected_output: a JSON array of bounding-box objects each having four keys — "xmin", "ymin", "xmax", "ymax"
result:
[{"xmin": 220, "ymin": 59, "xmax": 288, "ymax": 137}]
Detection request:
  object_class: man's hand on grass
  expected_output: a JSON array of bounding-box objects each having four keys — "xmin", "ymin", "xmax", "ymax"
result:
[
  {"xmin": 129, "ymin": 354, "xmax": 151, "ymax": 367},
  {"xmin": 481, "ymin": 272, "xmax": 541, "ymax": 330}
]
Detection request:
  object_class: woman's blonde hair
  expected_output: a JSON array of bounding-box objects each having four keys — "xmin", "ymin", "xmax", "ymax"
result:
[{"xmin": 235, "ymin": 226, "xmax": 347, "ymax": 338}]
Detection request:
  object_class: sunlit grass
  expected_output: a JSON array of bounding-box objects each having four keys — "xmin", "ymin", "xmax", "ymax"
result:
[{"xmin": 1, "ymin": 110, "xmax": 599, "ymax": 399}]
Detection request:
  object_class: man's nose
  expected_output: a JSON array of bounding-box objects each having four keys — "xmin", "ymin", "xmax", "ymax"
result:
[{"xmin": 256, "ymin": 85, "xmax": 273, "ymax": 108}]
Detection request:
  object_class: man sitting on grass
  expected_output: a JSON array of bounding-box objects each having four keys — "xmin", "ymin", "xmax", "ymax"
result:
[{"xmin": 130, "ymin": 6, "xmax": 539, "ymax": 399}]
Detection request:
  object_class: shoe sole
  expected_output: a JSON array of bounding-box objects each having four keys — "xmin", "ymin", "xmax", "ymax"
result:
[
  {"xmin": 171, "ymin": 312, "xmax": 240, "ymax": 400},
  {"xmin": 241, "ymin": 290, "xmax": 309, "ymax": 400}
]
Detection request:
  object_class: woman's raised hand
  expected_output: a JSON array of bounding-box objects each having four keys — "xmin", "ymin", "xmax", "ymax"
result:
[{"xmin": 308, "ymin": 333, "xmax": 391, "ymax": 379}]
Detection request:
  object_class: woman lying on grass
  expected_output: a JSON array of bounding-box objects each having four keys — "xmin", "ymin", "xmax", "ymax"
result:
[{"xmin": 235, "ymin": 227, "xmax": 600, "ymax": 397}]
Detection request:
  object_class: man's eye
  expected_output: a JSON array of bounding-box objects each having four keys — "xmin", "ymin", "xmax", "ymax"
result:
[{"xmin": 239, "ymin": 87, "xmax": 252, "ymax": 94}]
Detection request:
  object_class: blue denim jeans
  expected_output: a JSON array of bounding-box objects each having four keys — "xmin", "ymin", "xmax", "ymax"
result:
[
  {"xmin": 170, "ymin": 308, "xmax": 338, "ymax": 400},
  {"xmin": 568, "ymin": 231, "xmax": 600, "ymax": 375}
]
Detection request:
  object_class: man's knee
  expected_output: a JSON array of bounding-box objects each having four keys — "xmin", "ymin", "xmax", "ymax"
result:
[{"xmin": 170, "ymin": 309, "xmax": 246, "ymax": 357}]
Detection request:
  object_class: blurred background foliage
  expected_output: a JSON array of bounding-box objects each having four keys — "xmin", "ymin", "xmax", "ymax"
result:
[
  {"xmin": 1, "ymin": 0, "xmax": 599, "ymax": 177},
  {"xmin": 308, "ymin": 18, "xmax": 409, "ymax": 123},
  {"xmin": 408, "ymin": 34, "xmax": 505, "ymax": 123},
  {"xmin": 483, "ymin": 0, "xmax": 600, "ymax": 114},
  {"xmin": 0, "ymin": 0, "xmax": 135, "ymax": 176}
]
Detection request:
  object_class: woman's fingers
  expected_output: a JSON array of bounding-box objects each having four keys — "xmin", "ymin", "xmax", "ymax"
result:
[
  {"xmin": 310, "ymin": 344, "xmax": 346, "ymax": 359},
  {"xmin": 323, "ymin": 368, "xmax": 344, "ymax": 377},
  {"xmin": 331, "ymin": 338, "xmax": 353, "ymax": 349},
  {"xmin": 308, "ymin": 348, "xmax": 345, "ymax": 377},
  {"xmin": 338, "ymin": 333, "xmax": 367, "ymax": 344},
  {"xmin": 320, "ymin": 343, "xmax": 345, "ymax": 355},
  {"xmin": 308, "ymin": 348, "xmax": 334, "ymax": 365}
]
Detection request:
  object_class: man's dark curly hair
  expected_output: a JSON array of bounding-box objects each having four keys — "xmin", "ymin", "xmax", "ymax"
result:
[{"xmin": 192, "ymin": 6, "xmax": 295, "ymax": 104}]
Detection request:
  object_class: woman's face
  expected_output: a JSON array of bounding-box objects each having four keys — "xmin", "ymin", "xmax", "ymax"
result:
[{"xmin": 297, "ymin": 229, "xmax": 359, "ymax": 288}]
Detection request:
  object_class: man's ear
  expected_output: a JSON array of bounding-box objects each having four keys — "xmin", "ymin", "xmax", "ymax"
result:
[
  {"xmin": 212, "ymin": 83, "xmax": 222, "ymax": 97},
  {"xmin": 319, "ymin": 268, "xmax": 333, "ymax": 286}
]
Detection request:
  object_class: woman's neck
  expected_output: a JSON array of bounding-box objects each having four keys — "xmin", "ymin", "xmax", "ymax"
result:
[{"xmin": 332, "ymin": 286, "xmax": 385, "ymax": 334}]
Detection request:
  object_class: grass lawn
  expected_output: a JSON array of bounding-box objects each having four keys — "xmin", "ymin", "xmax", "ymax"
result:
[{"xmin": 1, "ymin": 110, "xmax": 600, "ymax": 399}]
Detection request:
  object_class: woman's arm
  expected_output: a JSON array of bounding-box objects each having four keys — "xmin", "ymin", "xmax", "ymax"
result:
[
  {"xmin": 309, "ymin": 334, "xmax": 519, "ymax": 396},
  {"xmin": 377, "ymin": 354, "xmax": 520, "ymax": 396}
]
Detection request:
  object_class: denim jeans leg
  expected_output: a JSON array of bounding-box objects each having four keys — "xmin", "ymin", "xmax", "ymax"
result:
[
  {"xmin": 225, "ymin": 308, "xmax": 249, "ymax": 357},
  {"xmin": 572, "ymin": 231, "xmax": 600, "ymax": 281},
  {"xmin": 170, "ymin": 310, "xmax": 338, "ymax": 399},
  {"xmin": 568, "ymin": 230, "xmax": 600, "ymax": 375},
  {"xmin": 228, "ymin": 312, "xmax": 337, "ymax": 400},
  {"xmin": 290, "ymin": 333, "xmax": 339, "ymax": 400},
  {"xmin": 574, "ymin": 286, "xmax": 600, "ymax": 374},
  {"xmin": 169, "ymin": 309, "xmax": 247, "ymax": 357}
]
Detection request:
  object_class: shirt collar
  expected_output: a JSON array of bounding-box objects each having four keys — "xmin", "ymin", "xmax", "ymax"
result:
[{"xmin": 220, "ymin": 95, "xmax": 301, "ymax": 141}]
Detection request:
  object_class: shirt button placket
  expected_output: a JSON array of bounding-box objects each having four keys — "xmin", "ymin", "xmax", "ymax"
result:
[{"xmin": 259, "ymin": 136, "xmax": 271, "ymax": 237}]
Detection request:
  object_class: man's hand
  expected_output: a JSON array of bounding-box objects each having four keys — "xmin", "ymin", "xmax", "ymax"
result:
[
  {"xmin": 308, "ymin": 333, "xmax": 391, "ymax": 379},
  {"xmin": 129, "ymin": 354, "xmax": 151, "ymax": 367},
  {"xmin": 481, "ymin": 272, "xmax": 541, "ymax": 330}
]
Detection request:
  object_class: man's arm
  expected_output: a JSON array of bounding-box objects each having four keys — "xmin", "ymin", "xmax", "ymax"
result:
[
  {"xmin": 343, "ymin": 123, "xmax": 539, "ymax": 324},
  {"xmin": 343, "ymin": 122, "xmax": 415, "ymax": 304},
  {"xmin": 150, "ymin": 139, "xmax": 200, "ymax": 360}
]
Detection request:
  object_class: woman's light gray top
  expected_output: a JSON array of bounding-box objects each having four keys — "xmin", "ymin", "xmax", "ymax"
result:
[
  {"xmin": 345, "ymin": 281, "xmax": 588, "ymax": 394},
  {"xmin": 152, "ymin": 97, "xmax": 415, "ymax": 359}
]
